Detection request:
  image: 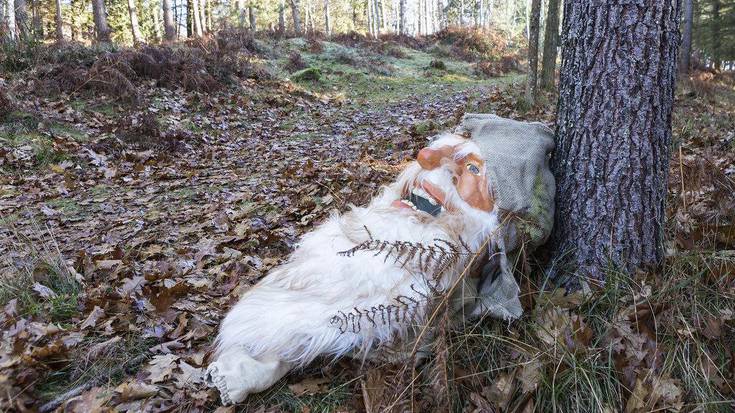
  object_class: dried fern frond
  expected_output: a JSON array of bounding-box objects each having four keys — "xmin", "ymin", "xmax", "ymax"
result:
[{"xmin": 337, "ymin": 228, "xmax": 474, "ymax": 281}]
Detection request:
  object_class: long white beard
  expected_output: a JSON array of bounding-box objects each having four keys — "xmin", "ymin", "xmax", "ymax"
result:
[{"xmin": 214, "ymin": 161, "xmax": 500, "ymax": 368}]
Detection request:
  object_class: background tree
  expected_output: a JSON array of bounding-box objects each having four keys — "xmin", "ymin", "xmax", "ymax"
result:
[
  {"xmin": 323, "ymin": 0, "xmax": 330, "ymax": 34},
  {"xmin": 540, "ymin": 0, "xmax": 561, "ymax": 89},
  {"xmin": 248, "ymin": 3, "xmax": 256, "ymax": 30},
  {"xmin": 15, "ymin": 0, "xmax": 28, "ymax": 40},
  {"xmin": 278, "ymin": 0, "xmax": 285, "ymax": 32},
  {"xmin": 162, "ymin": 0, "xmax": 176, "ymax": 41},
  {"xmin": 91, "ymin": 0, "xmax": 111, "ymax": 41},
  {"xmin": 398, "ymin": 0, "xmax": 405, "ymax": 34},
  {"xmin": 681, "ymin": 0, "xmax": 693, "ymax": 73},
  {"xmin": 711, "ymin": 0, "xmax": 721, "ymax": 70},
  {"xmin": 191, "ymin": 0, "xmax": 202, "ymax": 36},
  {"xmin": 53, "ymin": 0, "xmax": 62, "ymax": 41},
  {"xmin": 550, "ymin": 1, "xmax": 681, "ymax": 284},
  {"xmin": 5, "ymin": 0, "xmax": 17, "ymax": 41},
  {"xmin": 127, "ymin": 0, "xmax": 143, "ymax": 43},
  {"xmin": 290, "ymin": 0, "xmax": 302, "ymax": 34},
  {"xmin": 525, "ymin": 0, "xmax": 540, "ymax": 105}
]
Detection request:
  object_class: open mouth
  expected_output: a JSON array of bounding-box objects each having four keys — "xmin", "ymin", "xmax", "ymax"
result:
[{"xmin": 392, "ymin": 183, "xmax": 447, "ymax": 217}]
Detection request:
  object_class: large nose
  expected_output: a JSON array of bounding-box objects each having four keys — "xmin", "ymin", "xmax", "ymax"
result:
[{"xmin": 417, "ymin": 146, "xmax": 454, "ymax": 170}]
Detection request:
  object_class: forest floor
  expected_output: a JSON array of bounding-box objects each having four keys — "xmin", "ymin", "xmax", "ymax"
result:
[{"xmin": 1, "ymin": 31, "xmax": 734, "ymax": 412}]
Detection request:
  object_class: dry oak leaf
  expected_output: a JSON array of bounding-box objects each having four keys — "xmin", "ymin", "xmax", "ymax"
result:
[
  {"xmin": 518, "ymin": 358, "xmax": 542, "ymax": 393},
  {"xmin": 63, "ymin": 386, "xmax": 112, "ymax": 413},
  {"xmin": 485, "ymin": 371, "xmax": 516, "ymax": 410},
  {"xmin": 146, "ymin": 353, "xmax": 179, "ymax": 383},
  {"xmin": 115, "ymin": 380, "xmax": 159, "ymax": 401},
  {"xmin": 80, "ymin": 306, "xmax": 105, "ymax": 330},
  {"xmin": 174, "ymin": 360, "xmax": 205, "ymax": 388}
]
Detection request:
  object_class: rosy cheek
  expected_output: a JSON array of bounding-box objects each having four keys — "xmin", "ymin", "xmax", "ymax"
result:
[{"xmin": 457, "ymin": 174, "xmax": 493, "ymax": 211}]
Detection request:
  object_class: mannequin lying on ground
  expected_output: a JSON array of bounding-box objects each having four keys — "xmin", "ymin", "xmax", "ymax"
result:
[{"xmin": 206, "ymin": 133, "xmax": 504, "ymax": 404}]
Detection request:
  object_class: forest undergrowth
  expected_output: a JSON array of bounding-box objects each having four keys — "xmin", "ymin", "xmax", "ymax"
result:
[{"xmin": 0, "ymin": 30, "xmax": 733, "ymax": 412}]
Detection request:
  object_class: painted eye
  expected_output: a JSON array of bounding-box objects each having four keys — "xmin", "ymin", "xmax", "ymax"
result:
[{"xmin": 466, "ymin": 163, "xmax": 481, "ymax": 175}]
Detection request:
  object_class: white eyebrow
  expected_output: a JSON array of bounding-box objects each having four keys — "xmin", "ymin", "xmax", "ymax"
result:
[
  {"xmin": 428, "ymin": 133, "xmax": 465, "ymax": 148},
  {"xmin": 453, "ymin": 142, "xmax": 482, "ymax": 161}
]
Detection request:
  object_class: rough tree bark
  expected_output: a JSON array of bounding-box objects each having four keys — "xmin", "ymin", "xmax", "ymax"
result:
[
  {"xmin": 525, "ymin": 0, "xmax": 541, "ymax": 104},
  {"xmin": 127, "ymin": 0, "xmax": 143, "ymax": 43},
  {"xmin": 54, "ymin": 0, "xmax": 63, "ymax": 42},
  {"xmin": 680, "ymin": 0, "xmax": 693, "ymax": 73},
  {"xmin": 91, "ymin": 0, "xmax": 110, "ymax": 42},
  {"xmin": 540, "ymin": 0, "xmax": 561, "ymax": 89},
  {"xmin": 289, "ymin": 0, "xmax": 301, "ymax": 34},
  {"xmin": 550, "ymin": 1, "xmax": 681, "ymax": 283},
  {"xmin": 162, "ymin": 0, "xmax": 176, "ymax": 41},
  {"xmin": 323, "ymin": 0, "xmax": 330, "ymax": 35}
]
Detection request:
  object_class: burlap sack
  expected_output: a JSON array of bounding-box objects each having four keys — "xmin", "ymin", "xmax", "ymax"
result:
[{"xmin": 456, "ymin": 113, "xmax": 556, "ymax": 321}]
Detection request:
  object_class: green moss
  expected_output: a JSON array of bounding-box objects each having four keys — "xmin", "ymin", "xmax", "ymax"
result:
[{"xmin": 292, "ymin": 67, "xmax": 322, "ymax": 82}]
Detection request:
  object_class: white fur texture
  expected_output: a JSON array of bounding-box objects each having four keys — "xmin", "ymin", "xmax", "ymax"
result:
[{"xmin": 209, "ymin": 135, "xmax": 499, "ymax": 403}]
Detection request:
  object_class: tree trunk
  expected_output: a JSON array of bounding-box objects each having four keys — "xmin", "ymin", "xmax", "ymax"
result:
[
  {"xmin": 486, "ymin": 0, "xmax": 493, "ymax": 27},
  {"xmin": 70, "ymin": 0, "xmax": 78, "ymax": 40},
  {"xmin": 525, "ymin": 0, "xmax": 541, "ymax": 104},
  {"xmin": 127, "ymin": 0, "xmax": 143, "ymax": 44},
  {"xmin": 191, "ymin": 0, "xmax": 202, "ymax": 37},
  {"xmin": 199, "ymin": 0, "xmax": 207, "ymax": 33},
  {"xmin": 398, "ymin": 0, "xmax": 405, "ymax": 34},
  {"xmin": 91, "ymin": 0, "xmax": 110, "ymax": 42},
  {"xmin": 323, "ymin": 0, "xmax": 330, "ymax": 35},
  {"xmin": 305, "ymin": 0, "xmax": 312, "ymax": 33},
  {"xmin": 152, "ymin": 4, "xmax": 161, "ymax": 41},
  {"xmin": 377, "ymin": 0, "xmax": 384, "ymax": 32},
  {"xmin": 278, "ymin": 0, "xmax": 285, "ymax": 33},
  {"xmin": 6, "ymin": 0, "xmax": 16, "ymax": 41},
  {"xmin": 711, "ymin": 0, "xmax": 721, "ymax": 71},
  {"xmin": 248, "ymin": 4, "xmax": 255, "ymax": 31},
  {"xmin": 680, "ymin": 0, "xmax": 692, "ymax": 73},
  {"xmin": 162, "ymin": 0, "xmax": 176, "ymax": 41},
  {"xmin": 54, "ymin": 0, "xmax": 63, "ymax": 42},
  {"xmin": 459, "ymin": 0, "xmax": 464, "ymax": 26},
  {"xmin": 14, "ymin": 0, "xmax": 28, "ymax": 40},
  {"xmin": 540, "ymin": 0, "xmax": 561, "ymax": 89},
  {"xmin": 417, "ymin": 0, "xmax": 422, "ymax": 34},
  {"xmin": 30, "ymin": 0, "xmax": 40, "ymax": 37},
  {"xmin": 206, "ymin": 0, "xmax": 212, "ymax": 32},
  {"xmin": 550, "ymin": 1, "xmax": 681, "ymax": 284},
  {"xmin": 423, "ymin": 0, "xmax": 428, "ymax": 33},
  {"xmin": 289, "ymin": 0, "xmax": 301, "ymax": 34}
]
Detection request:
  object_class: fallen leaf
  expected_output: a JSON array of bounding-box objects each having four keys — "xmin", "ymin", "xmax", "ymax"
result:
[
  {"xmin": 115, "ymin": 380, "xmax": 159, "ymax": 401},
  {"xmin": 288, "ymin": 377, "xmax": 330, "ymax": 396},
  {"xmin": 80, "ymin": 306, "xmax": 105, "ymax": 329},
  {"xmin": 32, "ymin": 282, "xmax": 57, "ymax": 298},
  {"xmin": 146, "ymin": 354, "xmax": 179, "ymax": 383}
]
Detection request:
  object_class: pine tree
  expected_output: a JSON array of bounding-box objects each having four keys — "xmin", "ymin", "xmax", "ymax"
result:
[{"xmin": 550, "ymin": 1, "xmax": 681, "ymax": 284}]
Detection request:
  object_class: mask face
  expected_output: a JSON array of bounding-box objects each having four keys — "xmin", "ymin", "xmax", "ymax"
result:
[{"xmin": 393, "ymin": 136, "xmax": 494, "ymax": 216}]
